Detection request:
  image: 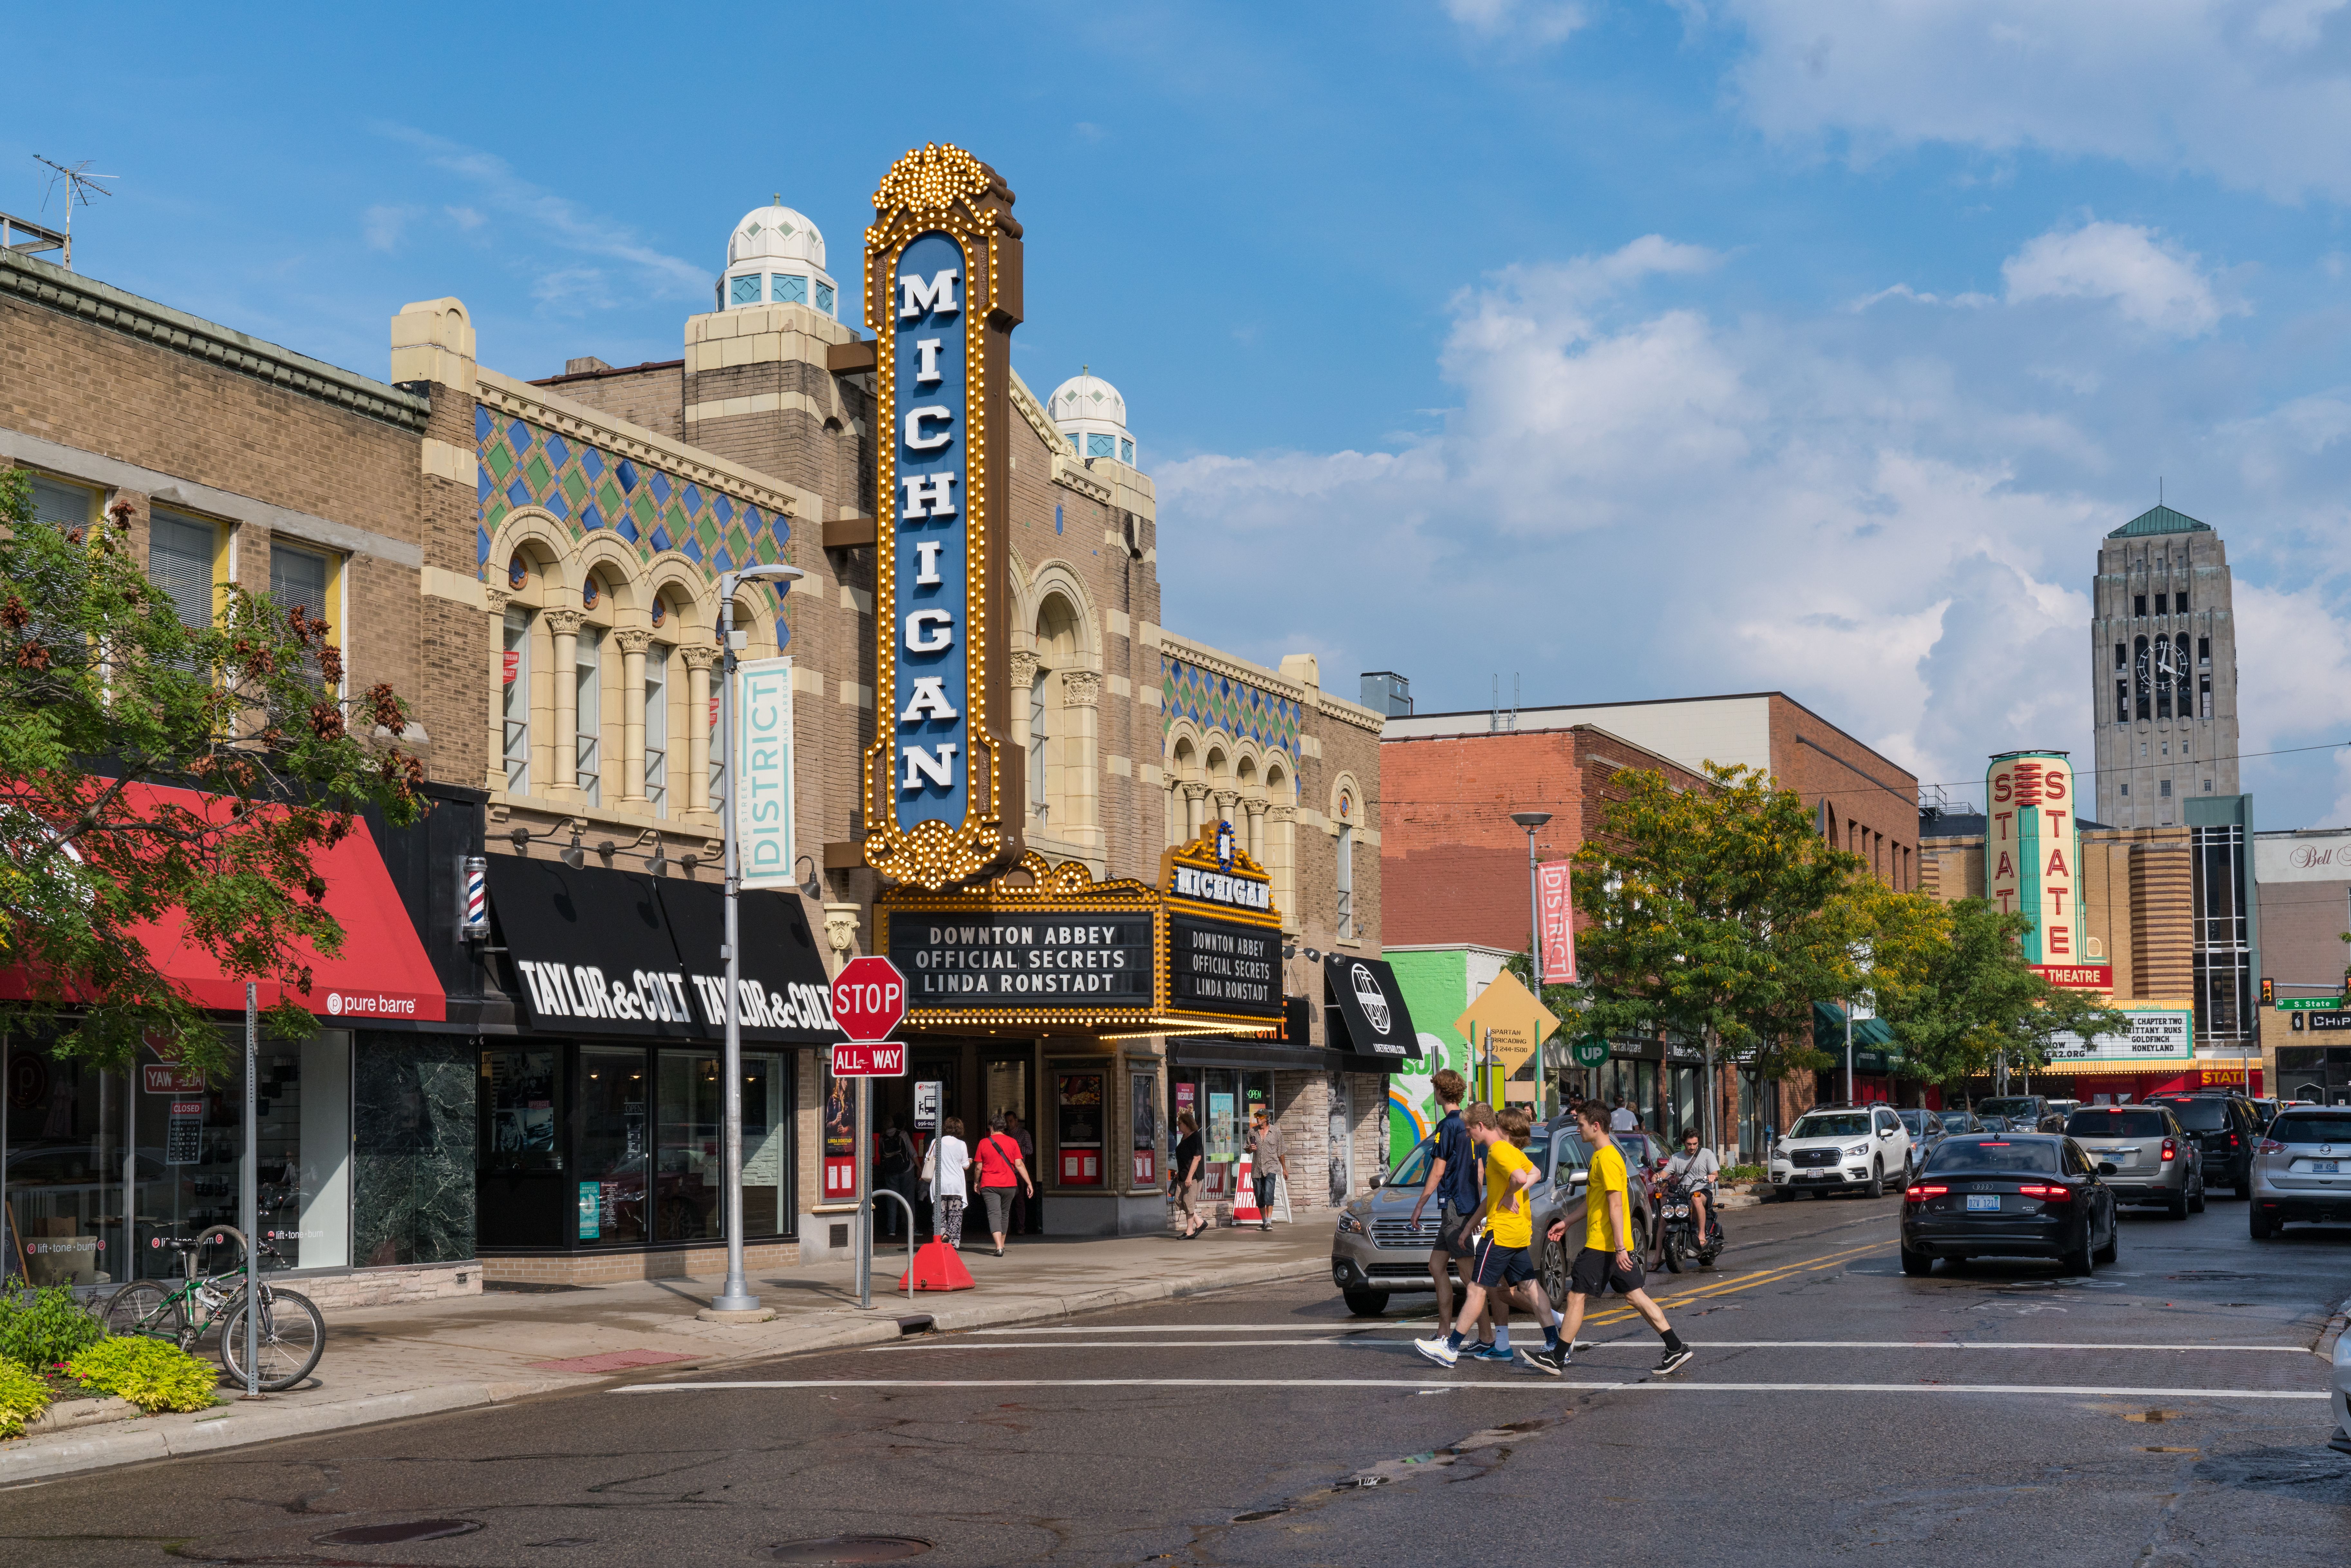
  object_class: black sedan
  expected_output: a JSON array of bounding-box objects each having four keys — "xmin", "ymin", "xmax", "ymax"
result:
[{"xmin": 1899, "ymin": 1133, "xmax": 2120, "ymax": 1276}]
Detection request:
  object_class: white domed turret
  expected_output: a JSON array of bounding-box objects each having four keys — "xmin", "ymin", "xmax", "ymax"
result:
[
  {"xmin": 1049, "ymin": 369, "xmax": 1137, "ymax": 467},
  {"xmin": 718, "ymin": 199, "xmax": 839, "ymax": 318}
]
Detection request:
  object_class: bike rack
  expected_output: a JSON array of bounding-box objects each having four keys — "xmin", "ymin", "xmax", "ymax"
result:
[{"xmin": 871, "ymin": 1189, "xmax": 917, "ymax": 1307}]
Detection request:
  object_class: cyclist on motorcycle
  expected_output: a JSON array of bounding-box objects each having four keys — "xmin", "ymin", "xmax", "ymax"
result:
[{"xmin": 1665, "ymin": 1130, "xmax": 1719, "ymax": 1244}]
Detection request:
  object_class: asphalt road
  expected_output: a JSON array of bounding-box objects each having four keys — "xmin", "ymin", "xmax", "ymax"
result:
[{"xmin": 5, "ymin": 1193, "xmax": 2347, "ymax": 1567}]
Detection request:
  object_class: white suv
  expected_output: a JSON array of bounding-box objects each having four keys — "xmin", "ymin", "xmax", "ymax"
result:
[{"xmin": 1770, "ymin": 1104, "xmax": 1913, "ymax": 1199}]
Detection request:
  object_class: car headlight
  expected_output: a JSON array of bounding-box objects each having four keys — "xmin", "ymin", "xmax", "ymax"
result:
[
  {"xmin": 1336, "ymin": 1211, "xmax": 1366, "ymax": 1236},
  {"xmin": 1846, "ymin": 1143, "xmax": 1871, "ymax": 1159}
]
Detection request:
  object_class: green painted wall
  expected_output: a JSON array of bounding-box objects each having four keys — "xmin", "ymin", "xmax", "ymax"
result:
[{"xmin": 1385, "ymin": 949, "xmax": 1476, "ymax": 1163}]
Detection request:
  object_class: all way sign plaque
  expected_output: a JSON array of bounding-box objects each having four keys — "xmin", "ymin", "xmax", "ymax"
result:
[{"xmin": 831, "ymin": 1041, "xmax": 908, "ymax": 1077}]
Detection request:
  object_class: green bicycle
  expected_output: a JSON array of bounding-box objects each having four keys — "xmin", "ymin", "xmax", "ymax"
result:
[{"xmin": 101, "ymin": 1225, "xmax": 326, "ymax": 1392}]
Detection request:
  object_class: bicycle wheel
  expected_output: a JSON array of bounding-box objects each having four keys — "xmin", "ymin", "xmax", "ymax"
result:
[
  {"xmin": 218, "ymin": 1289, "xmax": 325, "ymax": 1392},
  {"xmin": 102, "ymin": 1280, "xmax": 190, "ymax": 1346}
]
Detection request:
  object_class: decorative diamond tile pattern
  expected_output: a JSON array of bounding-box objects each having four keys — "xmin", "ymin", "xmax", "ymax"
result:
[
  {"xmin": 1161, "ymin": 657, "xmax": 1303, "ymax": 758},
  {"xmin": 473, "ymin": 413, "xmax": 795, "ymax": 624}
]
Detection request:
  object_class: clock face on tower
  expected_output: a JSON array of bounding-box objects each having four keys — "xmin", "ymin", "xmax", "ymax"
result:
[{"xmin": 2155, "ymin": 640, "xmax": 2176, "ymax": 680}]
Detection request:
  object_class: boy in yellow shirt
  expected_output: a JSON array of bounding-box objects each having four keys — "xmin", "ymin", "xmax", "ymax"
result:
[
  {"xmin": 1531, "ymin": 1100, "xmax": 1691, "ymax": 1376},
  {"xmin": 1413, "ymin": 1106, "xmax": 1564, "ymax": 1373}
]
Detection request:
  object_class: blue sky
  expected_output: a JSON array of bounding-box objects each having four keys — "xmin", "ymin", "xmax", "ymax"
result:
[{"xmin": 16, "ymin": 2, "xmax": 2351, "ymax": 824}]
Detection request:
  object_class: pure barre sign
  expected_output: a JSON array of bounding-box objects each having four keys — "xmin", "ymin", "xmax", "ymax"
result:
[{"xmin": 861, "ymin": 143, "xmax": 1025, "ymax": 890}]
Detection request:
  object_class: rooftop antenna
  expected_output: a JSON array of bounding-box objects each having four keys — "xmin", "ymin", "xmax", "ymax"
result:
[{"xmin": 33, "ymin": 154, "xmax": 115, "ymax": 273}]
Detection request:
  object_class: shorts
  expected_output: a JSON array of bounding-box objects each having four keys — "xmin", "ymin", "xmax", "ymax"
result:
[
  {"xmin": 1433, "ymin": 1202, "xmax": 1477, "ymax": 1258},
  {"xmin": 1568, "ymin": 1246, "xmax": 1646, "ymax": 1298},
  {"xmin": 1471, "ymin": 1235, "xmax": 1535, "ymax": 1288}
]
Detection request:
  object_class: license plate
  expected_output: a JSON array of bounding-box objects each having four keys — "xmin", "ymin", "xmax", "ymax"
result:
[
  {"xmin": 1966, "ymin": 1194, "xmax": 2001, "ymax": 1212},
  {"xmin": 2311, "ymin": 1161, "xmax": 2339, "ymax": 1174}
]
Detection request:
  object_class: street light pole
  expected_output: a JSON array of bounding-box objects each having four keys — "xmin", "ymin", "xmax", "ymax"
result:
[
  {"xmin": 1510, "ymin": 811, "xmax": 1552, "ymax": 1112},
  {"xmin": 711, "ymin": 563, "xmax": 805, "ymax": 1316}
]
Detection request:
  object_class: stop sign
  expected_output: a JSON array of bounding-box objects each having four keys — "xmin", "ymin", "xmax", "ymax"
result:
[{"xmin": 832, "ymin": 956, "xmax": 906, "ymax": 1043}]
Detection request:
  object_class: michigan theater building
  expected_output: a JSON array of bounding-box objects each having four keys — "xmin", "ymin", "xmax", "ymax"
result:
[{"xmin": 0, "ymin": 145, "xmax": 1406, "ymax": 1295}]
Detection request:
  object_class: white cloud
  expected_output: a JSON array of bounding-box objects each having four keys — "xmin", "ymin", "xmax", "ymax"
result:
[
  {"xmin": 1157, "ymin": 236, "xmax": 2123, "ymax": 796},
  {"xmin": 378, "ymin": 126, "xmax": 708, "ymax": 304},
  {"xmin": 2001, "ymin": 221, "xmax": 2237, "ymax": 336},
  {"xmin": 1716, "ymin": 0, "xmax": 2351, "ymax": 202},
  {"xmin": 361, "ymin": 204, "xmax": 418, "ymax": 252},
  {"xmin": 1444, "ymin": 0, "xmax": 1588, "ymax": 45}
]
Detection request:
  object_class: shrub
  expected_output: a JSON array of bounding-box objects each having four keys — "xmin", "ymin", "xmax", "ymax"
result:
[
  {"xmin": 65, "ymin": 1337, "xmax": 220, "ymax": 1413},
  {"xmin": 0, "ymin": 1279, "xmax": 107, "ymax": 1371},
  {"xmin": 0, "ymin": 1358, "xmax": 51, "ymax": 1438}
]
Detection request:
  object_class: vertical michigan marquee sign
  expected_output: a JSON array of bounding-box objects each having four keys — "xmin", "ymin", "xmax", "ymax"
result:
[
  {"xmin": 861, "ymin": 144, "xmax": 1026, "ymax": 890},
  {"xmin": 1987, "ymin": 751, "xmax": 2087, "ymax": 972}
]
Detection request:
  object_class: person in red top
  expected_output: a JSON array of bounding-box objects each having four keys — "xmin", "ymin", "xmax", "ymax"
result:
[{"xmin": 974, "ymin": 1113, "xmax": 1035, "ymax": 1257}]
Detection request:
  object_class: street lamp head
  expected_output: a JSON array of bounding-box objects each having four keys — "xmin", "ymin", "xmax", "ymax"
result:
[
  {"xmin": 724, "ymin": 563, "xmax": 807, "ymax": 593},
  {"xmin": 1510, "ymin": 811, "xmax": 1553, "ymax": 831}
]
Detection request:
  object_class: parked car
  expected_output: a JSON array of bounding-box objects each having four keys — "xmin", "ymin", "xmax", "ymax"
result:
[
  {"xmin": 1900, "ymin": 1133, "xmax": 2121, "ymax": 1275},
  {"xmin": 2044, "ymin": 1098, "xmax": 2084, "ymax": 1122},
  {"xmin": 1330, "ymin": 1124, "xmax": 1652, "ymax": 1316},
  {"xmin": 2248, "ymin": 1106, "xmax": 2351, "ymax": 1239},
  {"xmin": 2142, "ymin": 1092, "xmax": 2264, "ymax": 1196},
  {"xmin": 1895, "ymin": 1108, "xmax": 1947, "ymax": 1177},
  {"xmin": 1768, "ymin": 1104, "xmax": 1912, "ymax": 1199},
  {"xmin": 1975, "ymin": 1096, "xmax": 2065, "ymax": 1132},
  {"xmin": 2062, "ymin": 1105, "xmax": 2205, "ymax": 1219},
  {"xmin": 2247, "ymin": 1097, "xmax": 2281, "ymax": 1129}
]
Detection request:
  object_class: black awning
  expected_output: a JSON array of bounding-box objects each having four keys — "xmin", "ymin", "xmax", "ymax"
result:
[
  {"xmin": 1323, "ymin": 954, "xmax": 1421, "ymax": 1062},
  {"xmin": 656, "ymin": 877, "xmax": 841, "ymax": 1046},
  {"xmin": 483, "ymin": 856, "xmax": 839, "ymax": 1045},
  {"xmin": 1167, "ymin": 1035, "xmax": 1352, "ymax": 1072}
]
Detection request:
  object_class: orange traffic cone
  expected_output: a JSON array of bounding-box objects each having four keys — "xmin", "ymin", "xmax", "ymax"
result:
[
  {"xmin": 900, "ymin": 1240, "xmax": 976, "ymax": 1292},
  {"xmin": 1230, "ymin": 1154, "xmax": 1260, "ymax": 1225}
]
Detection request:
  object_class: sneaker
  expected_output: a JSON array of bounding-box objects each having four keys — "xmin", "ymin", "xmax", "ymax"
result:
[
  {"xmin": 1654, "ymin": 1345, "xmax": 1695, "ymax": 1376},
  {"xmin": 1467, "ymin": 1342, "xmax": 1513, "ymax": 1363},
  {"xmin": 1518, "ymin": 1346, "xmax": 1565, "ymax": 1377},
  {"xmin": 1412, "ymin": 1336, "xmax": 1460, "ymax": 1369}
]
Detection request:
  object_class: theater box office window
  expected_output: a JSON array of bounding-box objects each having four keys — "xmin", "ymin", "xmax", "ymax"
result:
[{"xmin": 475, "ymin": 855, "xmax": 838, "ymax": 1261}]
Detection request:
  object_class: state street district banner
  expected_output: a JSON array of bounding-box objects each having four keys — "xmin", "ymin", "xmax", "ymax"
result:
[{"xmin": 735, "ymin": 654, "xmax": 795, "ymax": 891}]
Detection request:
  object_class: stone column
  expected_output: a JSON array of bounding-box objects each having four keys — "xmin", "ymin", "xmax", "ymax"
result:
[
  {"xmin": 1009, "ymin": 650, "xmax": 1039, "ymax": 821},
  {"xmin": 823, "ymin": 902, "xmax": 862, "ymax": 977},
  {"xmin": 1267, "ymin": 804, "xmax": 1298, "ymax": 931},
  {"xmin": 1211, "ymin": 789, "xmax": 1241, "ymax": 834},
  {"xmin": 1062, "ymin": 669, "xmax": 1101, "ymax": 843},
  {"xmin": 615, "ymin": 628, "xmax": 653, "ymax": 808},
  {"xmin": 1181, "ymin": 782, "xmax": 1208, "ymax": 844},
  {"xmin": 483, "ymin": 587, "xmax": 511, "ymax": 795},
  {"xmin": 680, "ymin": 644, "xmax": 719, "ymax": 814},
  {"xmin": 1245, "ymin": 798, "xmax": 1268, "ymax": 867},
  {"xmin": 545, "ymin": 609, "xmax": 583, "ymax": 796}
]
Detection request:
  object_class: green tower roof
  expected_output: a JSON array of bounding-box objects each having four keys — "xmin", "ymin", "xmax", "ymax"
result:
[{"xmin": 2107, "ymin": 504, "xmax": 2213, "ymax": 539}]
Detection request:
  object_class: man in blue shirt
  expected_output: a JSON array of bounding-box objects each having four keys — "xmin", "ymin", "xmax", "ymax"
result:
[{"xmin": 1408, "ymin": 1069, "xmax": 1481, "ymax": 1338}]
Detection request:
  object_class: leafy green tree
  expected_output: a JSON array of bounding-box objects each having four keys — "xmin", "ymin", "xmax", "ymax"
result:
[
  {"xmin": 1876, "ymin": 897, "xmax": 2130, "ymax": 1102},
  {"xmin": 0, "ymin": 469, "xmax": 424, "ymax": 1076},
  {"xmin": 1569, "ymin": 762, "xmax": 1873, "ymax": 1147}
]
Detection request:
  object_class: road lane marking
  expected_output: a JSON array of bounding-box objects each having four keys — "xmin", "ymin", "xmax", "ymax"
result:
[
  {"xmin": 615, "ymin": 1378, "xmax": 2327, "ymax": 1399},
  {"xmin": 967, "ymin": 1325, "xmax": 1361, "ymax": 1334},
  {"xmin": 1579, "ymin": 1240, "xmax": 1891, "ymax": 1326},
  {"xmin": 872, "ymin": 1338, "xmax": 2314, "ymax": 1354}
]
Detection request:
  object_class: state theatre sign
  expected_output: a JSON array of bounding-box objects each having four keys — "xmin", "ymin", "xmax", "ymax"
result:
[
  {"xmin": 1987, "ymin": 750, "xmax": 2100, "ymax": 981},
  {"xmin": 876, "ymin": 828, "xmax": 1286, "ymax": 1036},
  {"xmin": 860, "ymin": 143, "xmax": 1026, "ymax": 890}
]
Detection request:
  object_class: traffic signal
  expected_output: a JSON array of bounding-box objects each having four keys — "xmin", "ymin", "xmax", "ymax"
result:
[{"xmin": 2261, "ymin": 976, "xmax": 2275, "ymax": 1006}]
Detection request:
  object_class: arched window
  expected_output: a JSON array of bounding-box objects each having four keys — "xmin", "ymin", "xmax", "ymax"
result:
[
  {"xmin": 2177, "ymin": 634, "xmax": 2193, "ymax": 722},
  {"xmin": 501, "ymin": 605, "xmax": 531, "ymax": 793},
  {"xmin": 2133, "ymin": 635, "xmax": 2151, "ymax": 721},
  {"xmin": 1033, "ymin": 594, "xmax": 1082, "ymax": 832}
]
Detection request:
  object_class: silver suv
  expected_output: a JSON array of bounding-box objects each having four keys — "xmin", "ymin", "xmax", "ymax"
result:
[
  {"xmin": 1330, "ymin": 1122, "xmax": 1650, "ymax": 1316},
  {"xmin": 2249, "ymin": 1106, "xmax": 2351, "ymax": 1239},
  {"xmin": 2062, "ymin": 1105, "xmax": 2205, "ymax": 1219}
]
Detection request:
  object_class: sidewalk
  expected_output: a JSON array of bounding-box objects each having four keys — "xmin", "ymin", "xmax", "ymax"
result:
[{"xmin": 1, "ymin": 1221, "xmax": 1332, "ymax": 1485}]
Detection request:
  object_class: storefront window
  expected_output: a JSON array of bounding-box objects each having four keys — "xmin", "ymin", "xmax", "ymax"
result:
[
  {"xmin": 655, "ymin": 1051, "xmax": 722, "ymax": 1242},
  {"xmin": 353, "ymin": 1034, "xmax": 474, "ymax": 1267},
  {"xmin": 1056, "ymin": 1071, "xmax": 1104, "ymax": 1186},
  {"xmin": 3, "ymin": 1048, "xmax": 123, "ymax": 1288},
  {"xmin": 741, "ymin": 1054, "xmax": 789, "ymax": 1238},
  {"xmin": 577, "ymin": 1048, "xmax": 649, "ymax": 1246},
  {"xmin": 482, "ymin": 1050, "xmax": 563, "ymax": 1171},
  {"xmin": 1130, "ymin": 1069, "xmax": 1158, "ymax": 1187}
]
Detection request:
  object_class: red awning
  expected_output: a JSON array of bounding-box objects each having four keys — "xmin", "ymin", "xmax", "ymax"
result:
[{"xmin": 3, "ymin": 781, "xmax": 445, "ymax": 1023}]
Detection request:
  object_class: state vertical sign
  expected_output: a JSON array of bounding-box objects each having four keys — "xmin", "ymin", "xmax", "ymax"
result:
[
  {"xmin": 1987, "ymin": 751, "xmax": 2080, "ymax": 966},
  {"xmin": 861, "ymin": 144, "xmax": 1026, "ymax": 890}
]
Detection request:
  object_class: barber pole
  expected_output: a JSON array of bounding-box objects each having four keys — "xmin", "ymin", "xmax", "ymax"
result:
[{"xmin": 460, "ymin": 855, "xmax": 489, "ymax": 940}]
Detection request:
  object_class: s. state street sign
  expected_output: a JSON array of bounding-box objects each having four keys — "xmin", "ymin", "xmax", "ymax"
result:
[{"xmin": 831, "ymin": 1041, "xmax": 909, "ymax": 1077}]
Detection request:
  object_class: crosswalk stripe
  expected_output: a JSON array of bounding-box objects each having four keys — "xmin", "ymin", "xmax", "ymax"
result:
[{"xmin": 615, "ymin": 1378, "xmax": 2327, "ymax": 1399}]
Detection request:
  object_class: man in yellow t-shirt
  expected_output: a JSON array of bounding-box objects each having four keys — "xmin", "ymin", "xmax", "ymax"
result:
[
  {"xmin": 1532, "ymin": 1101, "xmax": 1691, "ymax": 1376},
  {"xmin": 1413, "ymin": 1106, "xmax": 1565, "ymax": 1374}
]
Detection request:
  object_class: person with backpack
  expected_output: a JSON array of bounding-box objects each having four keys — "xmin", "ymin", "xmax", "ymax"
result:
[{"xmin": 974, "ymin": 1113, "xmax": 1034, "ymax": 1257}]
